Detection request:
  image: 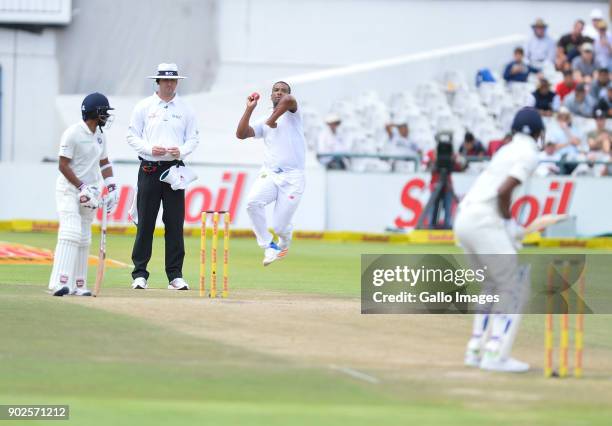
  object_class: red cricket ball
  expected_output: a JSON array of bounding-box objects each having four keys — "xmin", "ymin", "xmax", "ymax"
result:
[{"xmin": 250, "ymin": 92, "xmax": 260, "ymax": 101}]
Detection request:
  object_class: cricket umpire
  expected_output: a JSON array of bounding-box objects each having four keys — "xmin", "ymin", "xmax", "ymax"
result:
[{"xmin": 127, "ymin": 63, "xmax": 199, "ymax": 290}]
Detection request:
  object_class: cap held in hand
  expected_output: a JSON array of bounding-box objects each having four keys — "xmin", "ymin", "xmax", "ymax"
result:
[{"xmin": 159, "ymin": 165, "xmax": 198, "ymax": 190}]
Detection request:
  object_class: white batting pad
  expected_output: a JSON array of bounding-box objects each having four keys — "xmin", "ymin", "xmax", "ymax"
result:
[
  {"xmin": 74, "ymin": 210, "xmax": 94, "ymax": 290},
  {"xmin": 48, "ymin": 239, "xmax": 79, "ymax": 290}
]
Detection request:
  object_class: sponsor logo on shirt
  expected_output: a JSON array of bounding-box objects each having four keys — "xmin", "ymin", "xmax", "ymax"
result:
[
  {"xmin": 97, "ymin": 137, "xmax": 103, "ymax": 145},
  {"xmin": 172, "ymin": 114, "xmax": 182, "ymax": 119}
]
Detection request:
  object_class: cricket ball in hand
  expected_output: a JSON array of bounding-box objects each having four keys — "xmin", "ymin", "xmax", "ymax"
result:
[{"xmin": 250, "ymin": 92, "xmax": 260, "ymax": 101}]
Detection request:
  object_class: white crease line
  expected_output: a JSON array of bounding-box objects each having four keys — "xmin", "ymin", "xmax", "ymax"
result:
[
  {"xmin": 88, "ymin": 254, "xmax": 131, "ymax": 268},
  {"xmin": 329, "ymin": 364, "xmax": 380, "ymax": 384}
]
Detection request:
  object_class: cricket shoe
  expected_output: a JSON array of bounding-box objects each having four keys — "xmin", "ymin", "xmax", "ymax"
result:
[
  {"xmin": 277, "ymin": 247, "xmax": 289, "ymax": 260},
  {"xmin": 278, "ymin": 233, "xmax": 292, "ymax": 249},
  {"xmin": 168, "ymin": 278, "xmax": 189, "ymax": 290},
  {"xmin": 131, "ymin": 277, "xmax": 148, "ymax": 290},
  {"xmin": 464, "ymin": 351, "xmax": 481, "ymax": 368},
  {"xmin": 464, "ymin": 337, "xmax": 482, "ymax": 367},
  {"xmin": 71, "ymin": 287, "xmax": 92, "ymax": 296},
  {"xmin": 479, "ymin": 354, "xmax": 529, "ymax": 373},
  {"xmin": 277, "ymin": 235, "xmax": 291, "ymax": 260},
  {"xmin": 71, "ymin": 279, "xmax": 92, "ymax": 296},
  {"xmin": 263, "ymin": 242, "xmax": 282, "ymax": 266},
  {"xmin": 51, "ymin": 285, "xmax": 70, "ymax": 297}
]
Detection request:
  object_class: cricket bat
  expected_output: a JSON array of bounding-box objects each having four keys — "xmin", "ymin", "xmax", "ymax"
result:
[
  {"xmin": 523, "ymin": 214, "xmax": 569, "ymax": 235},
  {"xmin": 93, "ymin": 198, "xmax": 107, "ymax": 297}
]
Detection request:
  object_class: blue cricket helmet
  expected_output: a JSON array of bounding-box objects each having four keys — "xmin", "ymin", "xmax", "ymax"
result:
[
  {"xmin": 81, "ymin": 92, "xmax": 114, "ymax": 121},
  {"xmin": 511, "ymin": 107, "xmax": 544, "ymax": 138}
]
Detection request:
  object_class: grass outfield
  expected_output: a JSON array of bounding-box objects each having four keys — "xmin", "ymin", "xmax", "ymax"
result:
[{"xmin": 1, "ymin": 230, "xmax": 611, "ymax": 425}]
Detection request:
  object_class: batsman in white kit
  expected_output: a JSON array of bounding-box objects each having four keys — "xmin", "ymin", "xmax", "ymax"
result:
[
  {"xmin": 454, "ymin": 107, "xmax": 543, "ymax": 373},
  {"xmin": 48, "ymin": 93, "xmax": 119, "ymax": 296},
  {"xmin": 236, "ymin": 81, "xmax": 306, "ymax": 266}
]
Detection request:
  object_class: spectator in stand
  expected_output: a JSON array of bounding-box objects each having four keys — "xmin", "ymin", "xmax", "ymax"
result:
[
  {"xmin": 593, "ymin": 20, "xmax": 612, "ymax": 69},
  {"xmin": 317, "ymin": 113, "xmax": 351, "ymax": 170},
  {"xmin": 458, "ymin": 132, "xmax": 486, "ymax": 158},
  {"xmin": 555, "ymin": 69, "xmax": 577, "ymax": 101},
  {"xmin": 597, "ymin": 82, "xmax": 612, "ymax": 116},
  {"xmin": 503, "ymin": 47, "xmax": 539, "ymax": 82},
  {"xmin": 581, "ymin": 108, "xmax": 612, "ymax": 176},
  {"xmin": 487, "ymin": 133, "xmax": 512, "ymax": 157},
  {"xmin": 573, "ymin": 149, "xmax": 611, "ymax": 176},
  {"xmin": 590, "ymin": 68, "xmax": 610, "ymax": 99},
  {"xmin": 587, "ymin": 107, "xmax": 612, "ymax": 153},
  {"xmin": 547, "ymin": 107, "xmax": 587, "ymax": 173},
  {"xmin": 535, "ymin": 141, "xmax": 562, "ymax": 176},
  {"xmin": 584, "ymin": 8, "xmax": 609, "ymax": 40},
  {"xmin": 571, "ymin": 42, "xmax": 597, "ymax": 81},
  {"xmin": 384, "ymin": 119, "xmax": 421, "ymax": 172},
  {"xmin": 532, "ymin": 78, "xmax": 556, "ymax": 116},
  {"xmin": 562, "ymin": 83, "xmax": 596, "ymax": 117},
  {"xmin": 557, "ymin": 19, "xmax": 591, "ymax": 66},
  {"xmin": 525, "ymin": 18, "xmax": 556, "ymax": 66}
]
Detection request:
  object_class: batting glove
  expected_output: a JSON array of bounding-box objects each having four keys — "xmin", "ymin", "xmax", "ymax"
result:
[
  {"xmin": 104, "ymin": 177, "xmax": 119, "ymax": 213},
  {"xmin": 78, "ymin": 184, "xmax": 100, "ymax": 210}
]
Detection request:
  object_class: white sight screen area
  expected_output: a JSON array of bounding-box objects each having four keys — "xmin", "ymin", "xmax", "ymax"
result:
[{"xmin": 0, "ymin": 0, "xmax": 71, "ymax": 24}]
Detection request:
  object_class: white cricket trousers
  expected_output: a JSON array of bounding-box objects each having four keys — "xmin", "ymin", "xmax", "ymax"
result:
[
  {"xmin": 246, "ymin": 168, "xmax": 305, "ymax": 248},
  {"xmin": 48, "ymin": 177, "xmax": 96, "ymax": 291},
  {"xmin": 454, "ymin": 201, "xmax": 525, "ymax": 360},
  {"xmin": 453, "ymin": 201, "xmax": 522, "ymax": 308}
]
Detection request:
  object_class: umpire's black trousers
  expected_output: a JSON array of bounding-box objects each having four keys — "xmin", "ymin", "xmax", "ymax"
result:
[{"xmin": 131, "ymin": 159, "xmax": 185, "ymax": 282}]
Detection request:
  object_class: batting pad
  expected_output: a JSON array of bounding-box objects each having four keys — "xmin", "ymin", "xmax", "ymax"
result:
[{"xmin": 48, "ymin": 239, "xmax": 78, "ymax": 290}]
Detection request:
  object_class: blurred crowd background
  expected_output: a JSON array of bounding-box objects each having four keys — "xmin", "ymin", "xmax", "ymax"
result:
[{"xmin": 307, "ymin": 8, "xmax": 612, "ymax": 177}]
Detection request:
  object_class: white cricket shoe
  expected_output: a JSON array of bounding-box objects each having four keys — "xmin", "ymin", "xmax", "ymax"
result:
[
  {"xmin": 168, "ymin": 277, "xmax": 189, "ymax": 290},
  {"xmin": 51, "ymin": 285, "xmax": 70, "ymax": 297},
  {"xmin": 278, "ymin": 233, "xmax": 292, "ymax": 250},
  {"xmin": 464, "ymin": 352, "xmax": 481, "ymax": 368},
  {"xmin": 464, "ymin": 337, "xmax": 482, "ymax": 367},
  {"xmin": 277, "ymin": 235, "xmax": 290, "ymax": 261},
  {"xmin": 277, "ymin": 247, "xmax": 289, "ymax": 261},
  {"xmin": 263, "ymin": 242, "xmax": 282, "ymax": 266},
  {"xmin": 480, "ymin": 355, "xmax": 529, "ymax": 373},
  {"xmin": 72, "ymin": 287, "xmax": 92, "ymax": 296},
  {"xmin": 131, "ymin": 277, "xmax": 148, "ymax": 289}
]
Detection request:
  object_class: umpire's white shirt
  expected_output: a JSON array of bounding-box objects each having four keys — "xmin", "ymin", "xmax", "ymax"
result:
[
  {"xmin": 253, "ymin": 109, "xmax": 306, "ymax": 171},
  {"xmin": 127, "ymin": 93, "xmax": 199, "ymax": 161},
  {"xmin": 58, "ymin": 121, "xmax": 108, "ymax": 186},
  {"xmin": 460, "ymin": 133, "xmax": 539, "ymax": 214}
]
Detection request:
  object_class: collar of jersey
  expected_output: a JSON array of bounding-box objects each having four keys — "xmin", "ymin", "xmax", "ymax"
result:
[
  {"xmin": 155, "ymin": 92, "xmax": 178, "ymax": 106},
  {"xmin": 78, "ymin": 120, "xmax": 96, "ymax": 136}
]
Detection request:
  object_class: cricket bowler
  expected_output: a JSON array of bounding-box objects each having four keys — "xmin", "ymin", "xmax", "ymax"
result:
[{"xmin": 235, "ymin": 81, "xmax": 306, "ymax": 266}]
